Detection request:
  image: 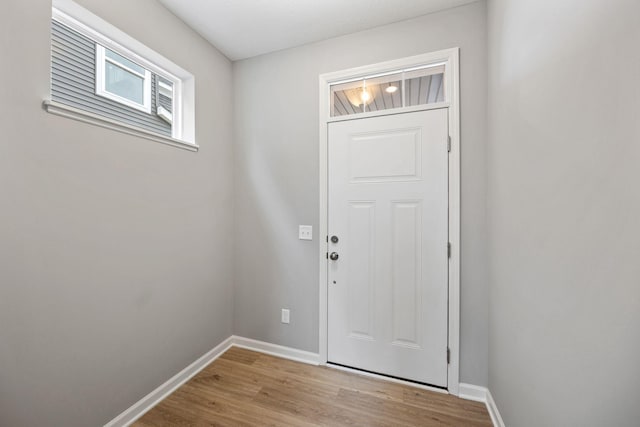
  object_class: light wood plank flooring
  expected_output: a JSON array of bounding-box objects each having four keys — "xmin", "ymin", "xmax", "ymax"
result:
[{"xmin": 133, "ymin": 347, "xmax": 492, "ymax": 426}]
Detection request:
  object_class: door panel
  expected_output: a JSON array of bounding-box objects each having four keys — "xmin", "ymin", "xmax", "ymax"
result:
[
  {"xmin": 348, "ymin": 129, "xmax": 421, "ymax": 182},
  {"xmin": 327, "ymin": 108, "xmax": 449, "ymax": 387},
  {"xmin": 391, "ymin": 200, "xmax": 422, "ymax": 347},
  {"xmin": 346, "ymin": 201, "xmax": 375, "ymax": 339}
]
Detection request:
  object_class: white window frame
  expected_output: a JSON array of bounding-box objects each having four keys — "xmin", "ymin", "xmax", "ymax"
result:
[
  {"xmin": 95, "ymin": 45, "xmax": 153, "ymax": 113},
  {"xmin": 47, "ymin": 0, "xmax": 196, "ymax": 150}
]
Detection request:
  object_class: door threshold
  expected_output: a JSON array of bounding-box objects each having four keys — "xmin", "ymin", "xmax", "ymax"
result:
[{"xmin": 326, "ymin": 362, "xmax": 448, "ymax": 394}]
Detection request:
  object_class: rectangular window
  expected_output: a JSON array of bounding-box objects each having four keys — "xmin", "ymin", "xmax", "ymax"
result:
[
  {"xmin": 404, "ymin": 66, "xmax": 445, "ymax": 107},
  {"xmin": 46, "ymin": 1, "xmax": 196, "ymax": 150},
  {"xmin": 330, "ymin": 64, "xmax": 446, "ymax": 117},
  {"xmin": 156, "ymin": 77, "xmax": 174, "ymax": 124},
  {"xmin": 96, "ymin": 45, "xmax": 152, "ymax": 112},
  {"xmin": 331, "ymin": 72, "xmax": 403, "ymax": 116}
]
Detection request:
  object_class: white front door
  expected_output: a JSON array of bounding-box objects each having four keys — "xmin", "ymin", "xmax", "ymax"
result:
[{"xmin": 327, "ymin": 108, "xmax": 449, "ymax": 386}]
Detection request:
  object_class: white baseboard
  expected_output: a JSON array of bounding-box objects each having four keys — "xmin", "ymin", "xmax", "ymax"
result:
[
  {"xmin": 104, "ymin": 336, "xmax": 319, "ymax": 426},
  {"xmin": 230, "ymin": 335, "xmax": 320, "ymax": 365},
  {"xmin": 104, "ymin": 336, "xmax": 234, "ymax": 427},
  {"xmin": 486, "ymin": 388, "xmax": 506, "ymax": 427},
  {"xmin": 459, "ymin": 383, "xmax": 505, "ymax": 427}
]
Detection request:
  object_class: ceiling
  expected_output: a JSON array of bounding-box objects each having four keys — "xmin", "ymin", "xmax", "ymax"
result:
[{"xmin": 157, "ymin": 0, "xmax": 477, "ymax": 61}]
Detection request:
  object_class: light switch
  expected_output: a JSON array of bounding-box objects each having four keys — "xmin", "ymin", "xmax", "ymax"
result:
[{"xmin": 299, "ymin": 225, "xmax": 312, "ymax": 240}]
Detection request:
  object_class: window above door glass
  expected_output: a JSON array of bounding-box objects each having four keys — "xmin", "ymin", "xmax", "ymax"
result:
[{"xmin": 330, "ymin": 64, "xmax": 446, "ymax": 117}]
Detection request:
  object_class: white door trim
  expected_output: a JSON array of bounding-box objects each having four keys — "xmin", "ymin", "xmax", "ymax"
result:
[{"xmin": 318, "ymin": 48, "xmax": 460, "ymax": 395}]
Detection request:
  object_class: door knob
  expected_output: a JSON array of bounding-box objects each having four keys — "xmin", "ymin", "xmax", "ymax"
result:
[{"xmin": 329, "ymin": 252, "xmax": 339, "ymax": 261}]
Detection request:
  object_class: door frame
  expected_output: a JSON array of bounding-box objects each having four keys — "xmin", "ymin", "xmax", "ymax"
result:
[{"xmin": 318, "ymin": 48, "xmax": 461, "ymax": 395}]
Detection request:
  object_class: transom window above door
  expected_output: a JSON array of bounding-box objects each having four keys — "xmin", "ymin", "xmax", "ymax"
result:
[{"xmin": 330, "ymin": 63, "xmax": 446, "ymax": 117}]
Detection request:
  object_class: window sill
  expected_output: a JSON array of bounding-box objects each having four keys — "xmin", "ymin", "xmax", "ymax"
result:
[{"xmin": 42, "ymin": 100, "xmax": 199, "ymax": 152}]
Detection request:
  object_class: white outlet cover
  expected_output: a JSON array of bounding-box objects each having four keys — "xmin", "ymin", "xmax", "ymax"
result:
[
  {"xmin": 299, "ymin": 225, "xmax": 312, "ymax": 240},
  {"xmin": 281, "ymin": 309, "xmax": 290, "ymax": 324}
]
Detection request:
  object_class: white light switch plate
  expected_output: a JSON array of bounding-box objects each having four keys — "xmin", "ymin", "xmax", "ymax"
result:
[
  {"xmin": 299, "ymin": 225, "xmax": 312, "ymax": 240},
  {"xmin": 281, "ymin": 309, "xmax": 290, "ymax": 324}
]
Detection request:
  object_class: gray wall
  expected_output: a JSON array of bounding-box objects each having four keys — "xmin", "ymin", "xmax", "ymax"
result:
[
  {"xmin": 233, "ymin": 1, "xmax": 489, "ymax": 387},
  {"xmin": 487, "ymin": 0, "xmax": 640, "ymax": 425},
  {"xmin": 0, "ymin": 0, "xmax": 234, "ymax": 426}
]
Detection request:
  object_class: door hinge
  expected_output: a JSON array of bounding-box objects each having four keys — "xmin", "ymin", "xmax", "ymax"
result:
[
  {"xmin": 447, "ymin": 347, "xmax": 451, "ymax": 364},
  {"xmin": 447, "ymin": 135, "xmax": 452, "ymax": 152},
  {"xmin": 447, "ymin": 242, "xmax": 451, "ymax": 259}
]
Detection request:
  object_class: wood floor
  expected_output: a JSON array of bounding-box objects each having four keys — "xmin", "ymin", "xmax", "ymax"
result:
[{"xmin": 133, "ymin": 347, "xmax": 492, "ymax": 426}]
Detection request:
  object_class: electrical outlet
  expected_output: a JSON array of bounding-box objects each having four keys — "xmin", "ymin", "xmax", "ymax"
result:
[
  {"xmin": 298, "ymin": 225, "xmax": 312, "ymax": 240},
  {"xmin": 281, "ymin": 309, "xmax": 290, "ymax": 324}
]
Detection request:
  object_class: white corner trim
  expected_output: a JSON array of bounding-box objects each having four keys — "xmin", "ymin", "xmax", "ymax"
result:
[
  {"xmin": 486, "ymin": 388, "xmax": 506, "ymax": 427},
  {"xmin": 104, "ymin": 336, "xmax": 234, "ymax": 427},
  {"xmin": 231, "ymin": 336, "xmax": 320, "ymax": 366},
  {"xmin": 459, "ymin": 382, "xmax": 489, "ymax": 402},
  {"xmin": 458, "ymin": 384, "xmax": 505, "ymax": 427},
  {"xmin": 43, "ymin": 100, "xmax": 199, "ymax": 152}
]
